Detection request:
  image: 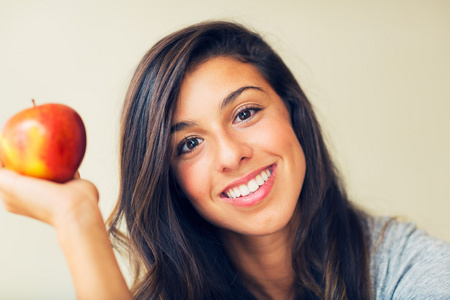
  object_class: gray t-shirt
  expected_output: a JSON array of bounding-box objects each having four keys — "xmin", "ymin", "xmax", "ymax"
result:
[{"xmin": 367, "ymin": 215, "xmax": 450, "ymax": 299}]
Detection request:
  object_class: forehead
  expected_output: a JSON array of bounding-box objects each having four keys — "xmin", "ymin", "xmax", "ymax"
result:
[{"xmin": 173, "ymin": 57, "xmax": 270, "ymax": 121}]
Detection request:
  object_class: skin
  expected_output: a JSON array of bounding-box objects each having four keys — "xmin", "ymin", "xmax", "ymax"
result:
[
  {"xmin": 0, "ymin": 163, "xmax": 131, "ymax": 299},
  {"xmin": 171, "ymin": 56, "xmax": 306, "ymax": 299}
]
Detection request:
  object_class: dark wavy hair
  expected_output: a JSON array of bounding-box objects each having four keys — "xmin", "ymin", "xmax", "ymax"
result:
[{"xmin": 107, "ymin": 21, "xmax": 372, "ymax": 299}]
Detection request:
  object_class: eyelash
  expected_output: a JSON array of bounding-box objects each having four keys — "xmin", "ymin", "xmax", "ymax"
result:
[
  {"xmin": 177, "ymin": 136, "xmax": 204, "ymax": 155},
  {"xmin": 176, "ymin": 105, "xmax": 263, "ymax": 156},
  {"xmin": 233, "ymin": 105, "xmax": 262, "ymax": 124}
]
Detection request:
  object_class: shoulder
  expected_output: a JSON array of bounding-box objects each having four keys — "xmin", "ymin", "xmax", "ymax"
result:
[{"xmin": 364, "ymin": 214, "xmax": 450, "ymax": 299}]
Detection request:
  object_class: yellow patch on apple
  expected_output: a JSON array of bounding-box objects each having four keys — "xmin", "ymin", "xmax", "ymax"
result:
[{"xmin": 0, "ymin": 100, "xmax": 87, "ymax": 183}]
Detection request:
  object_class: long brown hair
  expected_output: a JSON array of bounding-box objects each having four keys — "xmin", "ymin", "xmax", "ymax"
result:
[{"xmin": 108, "ymin": 21, "xmax": 372, "ymax": 299}]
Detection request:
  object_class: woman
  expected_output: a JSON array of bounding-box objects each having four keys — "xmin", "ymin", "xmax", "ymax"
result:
[{"xmin": 1, "ymin": 21, "xmax": 449, "ymax": 300}]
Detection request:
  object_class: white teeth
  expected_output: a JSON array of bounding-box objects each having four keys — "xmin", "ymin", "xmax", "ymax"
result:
[
  {"xmin": 256, "ymin": 175, "xmax": 264, "ymax": 186},
  {"xmin": 233, "ymin": 187, "xmax": 241, "ymax": 198},
  {"xmin": 239, "ymin": 184, "xmax": 250, "ymax": 197},
  {"xmin": 248, "ymin": 179, "xmax": 259, "ymax": 192},
  {"xmin": 261, "ymin": 171, "xmax": 268, "ymax": 181},
  {"xmin": 225, "ymin": 168, "xmax": 272, "ymax": 199}
]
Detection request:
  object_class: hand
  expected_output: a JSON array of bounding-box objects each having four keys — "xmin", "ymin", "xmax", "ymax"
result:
[
  {"xmin": 0, "ymin": 166, "xmax": 99, "ymax": 229},
  {"xmin": 0, "ymin": 161, "xmax": 132, "ymax": 299}
]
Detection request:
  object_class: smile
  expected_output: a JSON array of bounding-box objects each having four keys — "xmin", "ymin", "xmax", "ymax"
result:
[
  {"xmin": 224, "ymin": 168, "xmax": 272, "ymax": 199},
  {"xmin": 220, "ymin": 164, "xmax": 276, "ymax": 207}
]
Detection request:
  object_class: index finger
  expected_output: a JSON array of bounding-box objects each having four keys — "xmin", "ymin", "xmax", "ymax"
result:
[
  {"xmin": 0, "ymin": 169, "xmax": 91, "ymax": 225},
  {"xmin": 0, "ymin": 168, "xmax": 59, "ymax": 205}
]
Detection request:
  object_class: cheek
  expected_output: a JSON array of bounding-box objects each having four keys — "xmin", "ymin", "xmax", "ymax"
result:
[
  {"xmin": 256, "ymin": 113, "xmax": 306, "ymax": 190},
  {"xmin": 173, "ymin": 159, "xmax": 211, "ymax": 203},
  {"xmin": 257, "ymin": 116, "xmax": 300, "ymax": 153}
]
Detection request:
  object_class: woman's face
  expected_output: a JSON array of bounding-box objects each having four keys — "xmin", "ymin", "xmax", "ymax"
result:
[{"xmin": 170, "ymin": 56, "xmax": 306, "ymax": 236}]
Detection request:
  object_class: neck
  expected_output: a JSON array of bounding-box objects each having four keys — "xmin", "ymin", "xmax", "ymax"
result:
[{"xmin": 221, "ymin": 222, "xmax": 297, "ymax": 300}]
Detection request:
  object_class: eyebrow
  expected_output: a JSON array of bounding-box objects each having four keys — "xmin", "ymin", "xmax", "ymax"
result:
[
  {"xmin": 170, "ymin": 85, "xmax": 263, "ymax": 134},
  {"xmin": 170, "ymin": 120, "xmax": 198, "ymax": 134},
  {"xmin": 219, "ymin": 86, "xmax": 263, "ymax": 110}
]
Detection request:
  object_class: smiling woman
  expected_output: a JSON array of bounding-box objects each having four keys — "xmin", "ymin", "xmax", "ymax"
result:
[
  {"xmin": 171, "ymin": 57, "xmax": 305, "ymax": 236},
  {"xmin": 105, "ymin": 21, "xmax": 450, "ymax": 299},
  {"xmin": 1, "ymin": 20, "xmax": 450, "ymax": 300},
  {"xmin": 109, "ymin": 21, "xmax": 368, "ymax": 299}
]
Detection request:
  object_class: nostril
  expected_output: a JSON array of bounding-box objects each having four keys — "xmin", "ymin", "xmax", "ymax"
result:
[{"xmin": 214, "ymin": 134, "xmax": 253, "ymax": 172}]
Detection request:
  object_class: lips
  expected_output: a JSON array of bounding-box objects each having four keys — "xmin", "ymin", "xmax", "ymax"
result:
[
  {"xmin": 220, "ymin": 164, "xmax": 276, "ymax": 207},
  {"xmin": 224, "ymin": 168, "xmax": 272, "ymax": 199}
]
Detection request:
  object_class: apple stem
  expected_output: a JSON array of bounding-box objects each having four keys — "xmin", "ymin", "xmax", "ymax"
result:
[{"xmin": 32, "ymin": 99, "xmax": 36, "ymax": 107}]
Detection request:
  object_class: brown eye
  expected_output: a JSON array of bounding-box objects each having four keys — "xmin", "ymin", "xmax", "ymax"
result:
[
  {"xmin": 186, "ymin": 139, "xmax": 199, "ymax": 149},
  {"xmin": 238, "ymin": 110, "xmax": 251, "ymax": 121},
  {"xmin": 179, "ymin": 137, "xmax": 204, "ymax": 154},
  {"xmin": 233, "ymin": 106, "xmax": 262, "ymax": 124}
]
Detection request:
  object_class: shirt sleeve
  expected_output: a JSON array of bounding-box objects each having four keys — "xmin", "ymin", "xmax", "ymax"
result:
[{"xmin": 369, "ymin": 216, "xmax": 450, "ymax": 299}]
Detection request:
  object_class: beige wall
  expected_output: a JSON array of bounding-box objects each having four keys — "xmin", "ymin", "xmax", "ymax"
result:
[{"xmin": 0, "ymin": 0, "xmax": 449, "ymax": 298}]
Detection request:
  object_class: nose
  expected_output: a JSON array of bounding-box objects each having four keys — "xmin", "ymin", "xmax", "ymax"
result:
[{"xmin": 214, "ymin": 130, "xmax": 253, "ymax": 172}]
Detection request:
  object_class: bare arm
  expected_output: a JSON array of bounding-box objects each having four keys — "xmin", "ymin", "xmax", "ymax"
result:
[{"xmin": 0, "ymin": 169, "xmax": 132, "ymax": 300}]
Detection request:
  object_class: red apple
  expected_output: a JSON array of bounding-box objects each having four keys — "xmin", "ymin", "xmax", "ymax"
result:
[{"xmin": 0, "ymin": 100, "xmax": 86, "ymax": 183}]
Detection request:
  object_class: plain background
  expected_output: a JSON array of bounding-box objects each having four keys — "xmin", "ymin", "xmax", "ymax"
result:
[{"xmin": 0, "ymin": 0, "xmax": 449, "ymax": 298}]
